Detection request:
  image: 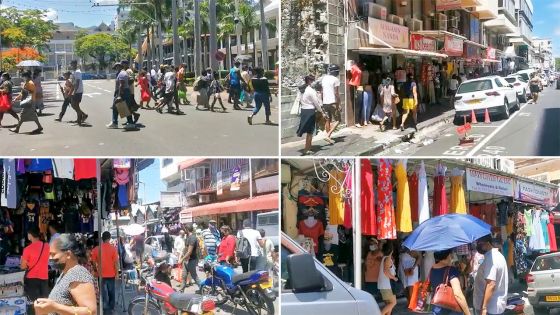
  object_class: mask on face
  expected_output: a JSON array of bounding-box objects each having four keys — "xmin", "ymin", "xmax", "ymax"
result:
[
  {"xmin": 369, "ymin": 245, "xmax": 377, "ymax": 251},
  {"xmin": 49, "ymin": 258, "xmax": 66, "ymax": 271}
]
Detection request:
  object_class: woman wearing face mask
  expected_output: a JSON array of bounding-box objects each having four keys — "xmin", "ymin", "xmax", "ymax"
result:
[
  {"xmin": 429, "ymin": 249, "xmax": 471, "ymax": 315},
  {"xmin": 34, "ymin": 234, "xmax": 97, "ymax": 315},
  {"xmin": 400, "ymin": 73, "xmax": 418, "ymax": 131},
  {"xmin": 364, "ymin": 239, "xmax": 383, "ymax": 299},
  {"xmin": 379, "ymin": 76, "xmax": 397, "ymax": 131}
]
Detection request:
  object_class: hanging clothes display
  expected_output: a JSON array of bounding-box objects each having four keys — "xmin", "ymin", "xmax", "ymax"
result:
[
  {"xmin": 432, "ymin": 163, "xmax": 448, "ymax": 217},
  {"xmin": 74, "ymin": 159, "xmax": 97, "ymax": 181},
  {"xmin": 529, "ymin": 209, "xmax": 546, "ymax": 251},
  {"xmin": 449, "ymin": 168, "xmax": 466, "ymax": 214},
  {"xmin": 514, "ymin": 211, "xmax": 529, "ymax": 274},
  {"xmin": 377, "ymin": 159, "xmax": 396, "ymax": 240},
  {"xmin": 541, "ymin": 211, "xmax": 550, "ymax": 252},
  {"xmin": 408, "ymin": 170, "xmax": 419, "ymax": 223},
  {"xmin": 297, "ymin": 188, "xmax": 327, "ymax": 224},
  {"xmin": 328, "ymin": 171, "xmax": 345, "ymax": 226},
  {"xmin": 1, "ymin": 159, "xmax": 17, "ymax": 209},
  {"xmin": 548, "ymin": 212, "xmax": 557, "ymax": 252},
  {"xmin": 395, "ymin": 160, "xmax": 412, "ymax": 233},
  {"xmin": 297, "ymin": 218, "xmax": 325, "ymax": 254},
  {"xmin": 418, "ymin": 161, "xmax": 430, "ymax": 224},
  {"xmin": 361, "ymin": 159, "xmax": 376, "ymax": 236},
  {"xmin": 343, "ymin": 164, "xmax": 353, "ymax": 229},
  {"xmin": 27, "ymin": 159, "xmax": 53, "ymax": 172},
  {"xmin": 52, "ymin": 159, "xmax": 74, "ymax": 180}
]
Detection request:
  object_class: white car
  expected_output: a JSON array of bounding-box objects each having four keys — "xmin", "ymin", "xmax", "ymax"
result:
[
  {"xmin": 454, "ymin": 76, "xmax": 519, "ymax": 121},
  {"xmin": 504, "ymin": 75, "xmax": 529, "ymax": 103},
  {"xmin": 516, "ymin": 69, "xmax": 536, "ymax": 82}
]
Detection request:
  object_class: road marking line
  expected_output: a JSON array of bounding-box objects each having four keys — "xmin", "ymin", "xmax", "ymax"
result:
[
  {"xmin": 467, "ymin": 103, "xmax": 528, "ymax": 156},
  {"xmin": 471, "ymin": 125, "xmax": 499, "ymax": 128}
]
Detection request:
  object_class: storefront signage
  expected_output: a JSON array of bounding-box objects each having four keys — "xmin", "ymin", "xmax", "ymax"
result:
[
  {"xmin": 180, "ymin": 209, "xmax": 193, "ymax": 223},
  {"xmin": 410, "ymin": 34, "xmax": 436, "ymax": 52},
  {"xmin": 1, "ymin": 159, "xmax": 16, "ymax": 209},
  {"xmin": 368, "ymin": 17, "xmax": 409, "ymax": 49},
  {"xmin": 470, "ymin": 17, "xmax": 480, "ymax": 43},
  {"xmin": 217, "ymin": 171, "xmax": 223, "ymax": 195},
  {"xmin": 514, "ymin": 180, "xmax": 557, "ymax": 206},
  {"xmin": 231, "ymin": 166, "xmax": 241, "ymax": 191},
  {"xmin": 444, "ymin": 35, "xmax": 464, "ymax": 56},
  {"xmin": 160, "ymin": 191, "xmax": 182, "ymax": 208},
  {"xmin": 466, "ymin": 168, "xmax": 514, "ymax": 197},
  {"xmin": 256, "ymin": 175, "xmax": 279, "ymax": 194},
  {"xmin": 486, "ymin": 47, "xmax": 497, "ymax": 60},
  {"xmin": 436, "ymin": 0, "xmax": 462, "ymax": 11},
  {"xmin": 464, "ymin": 44, "xmax": 481, "ymax": 60}
]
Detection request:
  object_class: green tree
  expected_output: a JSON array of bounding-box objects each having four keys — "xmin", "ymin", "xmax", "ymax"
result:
[
  {"xmin": 75, "ymin": 33, "xmax": 132, "ymax": 72},
  {"xmin": 555, "ymin": 57, "xmax": 560, "ymax": 71},
  {"xmin": 238, "ymin": 2, "xmax": 259, "ymax": 54},
  {"xmin": 0, "ymin": 8, "xmax": 57, "ymax": 51}
]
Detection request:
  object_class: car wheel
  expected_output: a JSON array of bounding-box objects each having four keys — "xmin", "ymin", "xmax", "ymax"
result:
[
  {"xmin": 519, "ymin": 89, "xmax": 527, "ymax": 103},
  {"xmin": 502, "ymin": 99, "xmax": 510, "ymax": 119}
]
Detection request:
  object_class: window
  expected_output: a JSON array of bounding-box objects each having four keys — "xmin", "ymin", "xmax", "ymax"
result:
[
  {"xmin": 494, "ymin": 79, "xmax": 504, "ymax": 88},
  {"xmin": 457, "ymin": 80, "xmax": 493, "ymax": 93},
  {"xmin": 253, "ymin": 159, "xmax": 278, "ymax": 177},
  {"xmin": 531, "ymin": 256, "xmax": 560, "ymax": 271},
  {"xmin": 162, "ymin": 159, "xmax": 173, "ymax": 167}
]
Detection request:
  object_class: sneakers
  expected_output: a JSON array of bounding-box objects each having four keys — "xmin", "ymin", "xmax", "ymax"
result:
[{"xmin": 106, "ymin": 122, "xmax": 118, "ymax": 129}]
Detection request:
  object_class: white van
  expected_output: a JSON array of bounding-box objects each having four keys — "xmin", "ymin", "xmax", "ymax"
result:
[{"xmin": 256, "ymin": 211, "xmax": 279, "ymax": 246}]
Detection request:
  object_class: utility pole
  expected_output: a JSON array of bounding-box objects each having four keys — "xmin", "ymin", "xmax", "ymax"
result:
[
  {"xmin": 209, "ymin": 0, "xmax": 218, "ymax": 71},
  {"xmin": 235, "ymin": 0, "xmax": 241, "ymax": 62},
  {"xmin": 259, "ymin": 0, "xmax": 268, "ymax": 70},
  {"xmin": 194, "ymin": 0, "xmax": 202, "ymax": 76},
  {"xmin": 172, "ymin": 0, "xmax": 180, "ymax": 66}
]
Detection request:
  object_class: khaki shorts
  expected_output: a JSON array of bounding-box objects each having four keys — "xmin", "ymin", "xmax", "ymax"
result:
[
  {"xmin": 322, "ymin": 103, "xmax": 339, "ymax": 121},
  {"xmin": 380, "ymin": 289, "xmax": 395, "ymax": 301}
]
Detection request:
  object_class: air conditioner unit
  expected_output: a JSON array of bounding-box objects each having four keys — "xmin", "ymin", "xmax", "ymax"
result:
[
  {"xmin": 406, "ymin": 18, "xmax": 423, "ymax": 31},
  {"xmin": 199, "ymin": 195, "xmax": 211, "ymax": 204},
  {"xmin": 364, "ymin": 3, "xmax": 387, "ymax": 20},
  {"xmin": 388, "ymin": 14, "xmax": 404, "ymax": 26},
  {"xmin": 438, "ymin": 13, "xmax": 447, "ymax": 31}
]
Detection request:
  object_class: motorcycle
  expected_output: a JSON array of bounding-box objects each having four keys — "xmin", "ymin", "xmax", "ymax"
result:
[
  {"xmin": 200, "ymin": 261, "xmax": 275, "ymax": 315},
  {"xmin": 128, "ymin": 267, "xmax": 216, "ymax": 315}
]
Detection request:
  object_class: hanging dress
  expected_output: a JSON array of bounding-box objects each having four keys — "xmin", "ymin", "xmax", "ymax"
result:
[
  {"xmin": 361, "ymin": 159, "xmax": 377, "ymax": 236},
  {"xmin": 418, "ymin": 161, "xmax": 430, "ymax": 224},
  {"xmin": 449, "ymin": 168, "xmax": 467, "ymax": 214},
  {"xmin": 529, "ymin": 209, "xmax": 546, "ymax": 251},
  {"xmin": 395, "ymin": 160, "xmax": 412, "ymax": 233},
  {"xmin": 432, "ymin": 163, "xmax": 448, "ymax": 217},
  {"xmin": 541, "ymin": 211, "xmax": 550, "ymax": 252},
  {"xmin": 548, "ymin": 213, "xmax": 557, "ymax": 252},
  {"xmin": 328, "ymin": 171, "xmax": 345, "ymax": 225},
  {"xmin": 343, "ymin": 164, "xmax": 353, "ymax": 229},
  {"xmin": 408, "ymin": 171, "xmax": 419, "ymax": 223},
  {"xmin": 377, "ymin": 159, "xmax": 396, "ymax": 239}
]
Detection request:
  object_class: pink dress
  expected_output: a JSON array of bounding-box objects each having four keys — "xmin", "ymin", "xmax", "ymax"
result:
[{"xmin": 343, "ymin": 164, "xmax": 353, "ymax": 229}]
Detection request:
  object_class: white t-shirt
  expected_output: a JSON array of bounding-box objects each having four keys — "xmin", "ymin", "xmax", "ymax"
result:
[
  {"xmin": 300, "ymin": 86, "xmax": 322, "ymax": 110},
  {"xmin": 174, "ymin": 236, "xmax": 185, "ymax": 256},
  {"xmin": 164, "ymin": 72, "xmax": 175, "ymax": 93},
  {"xmin": 71, "ymin": 69, "xmax": 83, "ymax": 94},
  {"xmin": 321, "ymin": 74, "xmax": 340, "ymax": 105},
  {"xmin": 238, "ymin": 228, "xmax": 263, "ymax": 257},
  {"xmin": 449, "ymin": 78, "xmax": 459, "ymax": 90},
  {"xmin": 474, "ymin": 248, "xmax": 508, "ymax": 314}
]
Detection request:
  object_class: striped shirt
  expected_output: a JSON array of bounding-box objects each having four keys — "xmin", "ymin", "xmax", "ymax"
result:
[{"xmin": 202, "ymin": 229, "xmax": 217, "ymax": 256}]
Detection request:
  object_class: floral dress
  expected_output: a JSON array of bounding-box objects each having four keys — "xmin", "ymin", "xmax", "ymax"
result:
[{"xmin": 377, "ymin": 159, "xmax": 396, "ymax": 239}]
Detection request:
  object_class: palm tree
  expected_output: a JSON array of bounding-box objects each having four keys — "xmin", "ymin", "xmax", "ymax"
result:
[
  {"xmin": 238, "ymin": 2, "xmax": 259, "ymax": 59},
  {"xmin": 118, "ymin": 19, "xmax": 141, "ymax": 66},
  {"xmin": 217, "ymin": 18, "xmax": 235, "ymax": 70}
]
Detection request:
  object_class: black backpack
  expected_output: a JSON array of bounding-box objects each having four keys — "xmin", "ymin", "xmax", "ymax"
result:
[{"xmin": 236, "ymin": 230, "xmax": 252, "ymax": 259}]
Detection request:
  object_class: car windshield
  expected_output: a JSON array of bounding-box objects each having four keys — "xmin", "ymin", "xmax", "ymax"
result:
[
  {"xmin": 518, "ymin": 73, "xmax": 530, "ymax": 81},
  {"xmin": 531, "ymin": 256, "xmax": 560, "ymax": 271},
  {"xmin": 504, "ymin": 78, "xmax": 516, "ymax": 83},
  {"xmin": 458, "ymin": 80, "xmax": 493, "ymax": 93}
]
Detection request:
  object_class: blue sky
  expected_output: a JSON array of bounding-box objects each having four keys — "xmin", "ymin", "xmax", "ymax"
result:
[
  {"xmin": 138, "ymin": 159, "xmax": 166, "ymax": 205},
  {"xmin": 532, "ymin": 0, "xmax": 560, "ymax": 57}
]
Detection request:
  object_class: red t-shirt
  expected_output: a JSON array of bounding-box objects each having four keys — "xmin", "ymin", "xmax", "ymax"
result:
[
  {"xmin": 74, "ymin": 159, "xmax": 97, "ymax": 181},
  {"xmin": 91, "ymin": 243, "xmax": 118, "ymax": 278},
  {"xmin": 23, "ymin": 241, "xmax": 49, "ymax": 280},
  {"xmin": 349, "ymin": 65, "xmax": 362, "ymax": 87},
  {"xmin": 218, "ymin": 235, "xmax": 236, "ymax": 262},
  {"xmin": 297, "ymin": 220, "xmax": 325, "ymax": 253}
]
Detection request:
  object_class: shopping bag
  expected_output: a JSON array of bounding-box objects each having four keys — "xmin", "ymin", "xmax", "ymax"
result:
[
  {"xmin": 115, "ymin": 98, "xmax": 131, "ymax": 118},
  {"xmin": 172, "ymin": 267, "xmax": 183, "ymax": 283},
  {"xmin": 240, "ymin": 90, "xmax": 245, "ymax": 102},
  {"xmin": 0, "ymin": 94, "xmax": 10, "ymax": 113},
  {"xmin": 409, "ymin": 279, "xmax": 431, "ymax": 313},
  {"xmin": 290, "ymin": 91, "xmax": 302, "ymax": 116},
  {"xmin": 178, "ymin": 89, "xmax": 186, "ymax": 100}
]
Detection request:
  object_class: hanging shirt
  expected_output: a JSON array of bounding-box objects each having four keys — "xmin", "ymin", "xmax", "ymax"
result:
[
  {"xmin": 408, "ymin": 172, "xmax": 419, "ymax": 223},
  {"xmin": 38, "ymin": 203, "xmax": 52, "ymax": 236},
  {"xmin": 25, "ymin": 204, "xmax": 39, "ymax": 233},
  {"xmin": 115, "ymin": 168, "xmax": 130, "ymax": 185},
  {"xmin": 377, "ymin": 159, "xmax": 396, "ymax": 240},
  {"xmin": 297, "ymin": 219, "xmax": 324, "ymax": 254},
  {"xmin": 27, "ymin": 159, "xmax": 53, "ymax": 172},
  {"xmin": 1, "ymin": 159, "xmax": 17, "ymax": 209},
  {"xmin": 524, "ymin": 210, "xmax": 533, "ymax": 236},
  {"xmin": 418, "ymin": 161, "xmax": 430, "ymax": 224},
  {"xmin": 548, "ymin": 213, "xmax": 557, "ymax": 252},
  {"xmin": 74, "ymin": 159, "xmax": 97, "ymax": 181},
  {"xmin": 118, "ymin": 184, "xmax": 129, "ymax": 208},
  {"xmin": 343, "ymin": 164, "xmax": 353, "ymax": 229},
  {"xmin": 328, "ymin": 171, "xmax": 345, "ymax": 225},
  {"xmin": 52, "ymin": 159, "xmax": 74, "ymax": 180},
  {"xmin": 450, "ymin": 174, "xmax": 467, "ymax": 214}
]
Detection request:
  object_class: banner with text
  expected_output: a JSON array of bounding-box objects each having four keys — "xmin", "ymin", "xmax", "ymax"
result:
[
  {"xmin": 466, "ymin": 168, "xmax": 514, "ymax": 196},
  {"xmin": 515, "ymin": 180, "xmax": 557, "ymax": 206}
]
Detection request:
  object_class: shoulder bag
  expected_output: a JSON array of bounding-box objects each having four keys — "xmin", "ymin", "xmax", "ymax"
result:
[{"xmin": 431, "ymin": 267, "xmax": 462, "ymax": 313}]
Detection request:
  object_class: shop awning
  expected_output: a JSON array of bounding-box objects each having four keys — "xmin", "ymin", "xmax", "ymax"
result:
[
  {"xmin": 355, "ymin": 47, "xmax": 448, "ymax": 59},
  {"xmin": 179, "ymin": 159, "xmax": 207, "ymax": 170},
  {"xmin": 412, "ymin": 30, "xmax": 467, "ymax": 41},
  {"xmin": 180, "ymin": 192, "xmax": 278, "ymax": 217},
  {"xmin": 464, "ymin": 40, "xmax": 487, "ymax": 49}
]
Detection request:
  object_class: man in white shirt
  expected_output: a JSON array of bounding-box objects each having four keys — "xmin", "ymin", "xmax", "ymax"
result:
[
  {"xmin": 237, "ymin": 219, "xmax": 265, "ymax": 272},
  {"xmin": 321, "ymin": 64, "xmax": 341, "ymax": 144},
  {"xmin": 69, "ymin": 60, "xmax": 88, "ymax": 125},
  {"xmin": 473, "ymin": 234, "xmax": 508, "ymax": 315},
  {"xmin": 174, "ymin": 229, "xmax": 186, "ymax": 258}
]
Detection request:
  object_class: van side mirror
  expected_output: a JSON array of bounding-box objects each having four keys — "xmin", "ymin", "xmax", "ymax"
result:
[{"xmin": 287, "ymin": 253, "xmax": 324, "ymax": 293}]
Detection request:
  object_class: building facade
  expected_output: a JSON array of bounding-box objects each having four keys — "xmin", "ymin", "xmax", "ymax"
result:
[{"xmin": 532, "ymin": 38, "xmax": 553, "ymax": 72}]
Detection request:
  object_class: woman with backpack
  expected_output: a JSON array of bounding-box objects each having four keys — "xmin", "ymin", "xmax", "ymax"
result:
[{"xmin": 400, "ymin": 73, "xmax": 419, "ymax": 131}]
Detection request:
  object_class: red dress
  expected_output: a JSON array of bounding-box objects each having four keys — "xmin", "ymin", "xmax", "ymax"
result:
[
  {"xmin": 377, "ymin": 159, "xmax": 396, "ymax": 239},
  {"xmin": 408, "ymin": 172, "xmax": 419, "ymax": 223},
  {"xmin": 139, "ymin": 77, "xmax": 151, "ymax": 102},
  {"xmin": 548, "ymin": 213, "xmax": 557, "ymax": 252},
  {"xmin": 361, "ymin": 159, "xmax": 376, "ymax": 236},
  {"xmin": 432, "ymin": 164, "xmax": 448, "ymax": 217}
]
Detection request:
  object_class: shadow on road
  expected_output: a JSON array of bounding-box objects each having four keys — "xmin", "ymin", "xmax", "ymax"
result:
[{"xmin": 537, "ymin": 108, "xmax": 560, "ymax": 155}]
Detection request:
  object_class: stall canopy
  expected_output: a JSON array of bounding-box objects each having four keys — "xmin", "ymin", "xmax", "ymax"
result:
[
  {"xmin": 355, "ymin": 47, "xmax": 448, "ymax": 59},
  {"xmin": 180, "ymin": 192, "xmax": 278, "ymax": 216}
]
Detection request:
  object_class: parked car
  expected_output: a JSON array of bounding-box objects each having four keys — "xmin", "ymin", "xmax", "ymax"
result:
[
  {"xmin": 527, "ymin": 252, "xmax": 560, "ymax": 313},
  {"xmin": 504, "ymin": 75, "xmax": 529, "ymax": 103},
  {"xmin": 454, "ymin": 76, "xmax": 519, "ymax": 121},
  {"xmin": 256, "ymin": 211, "xmax": 279, "ymax": 247},
  {"xmin": 281, "ymin": 232, "xmax": 381, "ymax": 315},
  {"xmin": 516, "ymin": 69, "xmax": 536, "ymax": 82}
]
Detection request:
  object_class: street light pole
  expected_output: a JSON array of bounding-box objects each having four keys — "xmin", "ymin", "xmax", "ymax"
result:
[{"xmin": 235, "ymin": 0, "xmax": 241, "ymax": 61}]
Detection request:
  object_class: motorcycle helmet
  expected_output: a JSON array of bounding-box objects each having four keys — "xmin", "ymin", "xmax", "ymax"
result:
[{"xmin": 328, "ymin": 64, "xmax": 340, "ymax": 76}]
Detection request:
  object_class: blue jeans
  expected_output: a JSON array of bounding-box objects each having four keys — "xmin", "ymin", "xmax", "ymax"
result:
[
  {"xmin": 112, "ymin": 88, "xmax": 134, "ymax": 125},
  {"xmin": 363, "ymin": 91, "xmax": 372, "ymax": 123},
  {"xmin": 253, "ymin": 92, "xmax": 271, "ymax": 116},
  {"xmin": 102, "ymin": 277, "xmax": 116, "ymax": 311}
]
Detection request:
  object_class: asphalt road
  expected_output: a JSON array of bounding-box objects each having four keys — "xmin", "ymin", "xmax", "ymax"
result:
[
  {"xmin": 380, "ymin": 84, "xmax": 560, "ymax": 157},
  {"xmin": 0, "ymin": 80, "xmax": 278, "ymax": 156}
]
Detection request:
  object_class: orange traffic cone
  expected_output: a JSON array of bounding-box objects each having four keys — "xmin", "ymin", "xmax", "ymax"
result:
[
  {"xmin": 471, "ymin": 109, "xmax": 478, "ymax": 124},
  {"xmin": 484, "ymin": 108, "xmax": 491, "ymax": 124}
]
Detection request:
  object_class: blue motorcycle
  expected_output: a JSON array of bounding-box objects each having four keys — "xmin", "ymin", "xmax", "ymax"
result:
[{"xmin": 199, "ymin": 261, "xmax": 275, "ymax": 315}]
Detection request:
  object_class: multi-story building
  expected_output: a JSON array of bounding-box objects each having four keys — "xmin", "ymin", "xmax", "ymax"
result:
[
  {"xmin": 532, "ymin": 38, "xmax": 553, "ymax": 72},
  {"xmin": 515, "ymin": 159, "xmax": 560, "ymax": 185}
]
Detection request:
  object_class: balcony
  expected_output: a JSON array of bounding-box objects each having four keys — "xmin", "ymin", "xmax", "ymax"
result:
[
  {"xmin": 498, "ymin": 0, "xmax": 516, "ymax": 24},
  {"xmin": 474, "ymin": 2, "xmax": 498, "ymax": 20}
]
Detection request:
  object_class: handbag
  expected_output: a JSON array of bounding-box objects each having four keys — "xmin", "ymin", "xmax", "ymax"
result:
[
  {"xmin": 0, "ymin": 94, "xmax": 10, "ymax": 113},
  {"xmin": 431, "ymin": 267, "xmax": 462, "ymax": 313},
  {"xmin": 290, "ymin": 91, "xmax": 302, "ymax": 116},
  {"xmin": 115, "ymin": 97, "xmax": 131, "ymax": 118},
  {"xmin": 408, "ymin": 278, "xmax": 431, "ymax": 312}
]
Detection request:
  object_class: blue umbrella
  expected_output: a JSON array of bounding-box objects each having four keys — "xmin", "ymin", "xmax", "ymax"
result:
[{"xmin": 402, "ymin": 214, "xmax": 491, "ymax": 251}]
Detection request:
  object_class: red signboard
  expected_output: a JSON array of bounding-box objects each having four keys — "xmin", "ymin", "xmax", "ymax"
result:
[
  {"xmin": 444, "ymin": 35, "xmax": 464, "ymax": 56},
  {"xmin": 410, "ymin": 34, "xmax": 436, "ymax": 52},
  {"xmin": 486, "ymin": 47, "xmax": 497, "ymax": 60},
  {"xmin": 436, "ymin": 0, "xmax": 462, "ymax": 11}
]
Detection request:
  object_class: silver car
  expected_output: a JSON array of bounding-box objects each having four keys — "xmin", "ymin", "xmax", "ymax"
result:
[
  {"xmin": 527, "ymin": 252, "xmax": 560, "ymax": 312},
  {"xmin": 281, "ymin": 232, "xmax": 381, "ymax": 315}
]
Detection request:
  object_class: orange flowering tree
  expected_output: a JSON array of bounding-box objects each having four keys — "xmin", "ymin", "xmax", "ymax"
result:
[{"xmin": 1, "ymin": 47, "xmax": 44, "ymax": 71}]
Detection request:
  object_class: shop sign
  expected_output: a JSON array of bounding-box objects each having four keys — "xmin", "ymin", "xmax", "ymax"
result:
[
  {"xmin": 486, "ymin": 47, "xmax": 497, "ymax": 60},
  {"xmin": 160, "ymin": 191, "xmax": 182, "ymax": 208},
  {"xmin": 180, "ymin": 209, "xmax": 193, "ymax": 223},
  {"xmin": 217, "ymin": 171, "xmax": 223, "ymax": 195},
  {"xmin": 231, "ymin": 166, "xmax": 241, "ymax": 191},
  {"xmin": 436, "ymin": 0, "xmax": 462, "ymax": 11},
  {"xmin": 470, "ymin": 17, "xmax": 480, "ymax": 43},
  {"xmin": 514, "ymin": 180, "xmax": 557, "ymax": 206},
  {"xmin": 444, "ymin": 35, "xmax": 464, "ymax": 56},
  {"xmin": 113, "ymin": 158, "xmax": 131, "ymax": 169},
  {"xmin": 466, "ymin": 168, "xmax": 514, "ymax": 197},
  {"xmin": 368, "ymin": 17, "xmax": 409, "ymax": 49},
  {"xmin": 1, "ymin": 159, "xmax": 16, "ymax": 209},
  {"xmin": 256, "ymin": 175, "xmax": 279, "ymax": 194},
  {"xmin": 410, "ymin": 34, "xmax": 436, "ymax": 52},
  {"xmin": 464, "ymin": 44, "xmax": 481, "ymax": 60}
]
